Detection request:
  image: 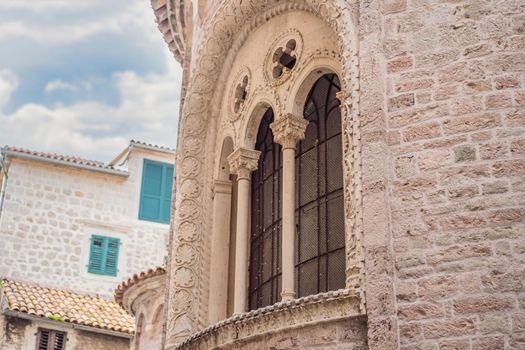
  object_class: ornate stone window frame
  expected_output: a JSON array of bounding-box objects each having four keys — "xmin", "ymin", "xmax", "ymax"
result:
[{"xmin": 165, "ymin": 1, "xmax": 363, "ymax": 348}]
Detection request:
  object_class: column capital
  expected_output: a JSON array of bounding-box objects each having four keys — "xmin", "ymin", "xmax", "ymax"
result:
[
  {"xmin": 335, "ymin": 90, "xmax": 351, "ymax": 103},
  {"xmin": 213, "ymin": 179, "xmax": 232, "ymax": 197},
  {"xmin": 270, "ymin": 113, "xmax": 309, "ymax": 149},
  {"xmin": 227, "ymin": 147, "xmax": 260, "ymax": 179}
]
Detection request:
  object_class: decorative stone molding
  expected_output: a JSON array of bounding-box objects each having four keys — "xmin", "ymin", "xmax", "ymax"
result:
[
  {"xmin": 264, "ymin": 28, "xmax": 304, "ymax": 87},
  {"xmin": 270, "ymin": 113, "xmax": 309, "ymax": 149},
  {"xmin": 158, "ymin": 1, "xmax": 363, "ymax": 347},
  {"xmin": 226, "ymin": 148, "xmax": 261, "ymax": 179},
  {"xmin": 174, "ymin": 289, "xmax": 361, "ymax": 349},
  {"xmin": 336, "ymin": 89, "xmax": 365, "ymax": 314}
]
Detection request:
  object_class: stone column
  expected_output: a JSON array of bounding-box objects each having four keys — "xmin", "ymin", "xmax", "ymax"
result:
[
  {"xmin": 227, "ymin": 147, "xmax": 261, "ymax": 314},
  {"xmin": 208, "ymin": 179, "xmax": 233, "ymax": 323},
  {"xmin": 270, "ymin": 113, "xmax": 309, "ymax": 301}
]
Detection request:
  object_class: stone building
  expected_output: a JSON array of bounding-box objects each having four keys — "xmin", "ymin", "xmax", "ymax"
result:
[
  {"xmin": 0, "ymin": 140, "xmax": 174, "ymax": 297},
  {"xmin": 115, "ymin": 266, "xmax": 167, "ymax": 350},
  {"xmin": 0, "ymin": 279, "xmax": 134, "ymax": 350},
  {"xmin": 151, "ymin": 0, "xmax": 525, "ymax": 349}
]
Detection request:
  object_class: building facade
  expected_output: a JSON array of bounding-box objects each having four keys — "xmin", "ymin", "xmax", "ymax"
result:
[
  {"xmin": 153, "ymin": 0, "xmax": 525, "ymax": 349},
  {"xmin": 0, "ymin": 141, "xmax": 174, "ymax": 297}
]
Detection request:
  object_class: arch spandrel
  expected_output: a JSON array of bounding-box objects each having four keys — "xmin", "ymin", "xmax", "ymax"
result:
[{"xmin": 166, "ymin": 1, "xmax": 362, "ymax": 348}]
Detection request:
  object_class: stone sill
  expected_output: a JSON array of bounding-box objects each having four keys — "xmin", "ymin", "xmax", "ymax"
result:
[{"xmin": 175, "ymin": 289, "xmax": 363, "ymax": 349}]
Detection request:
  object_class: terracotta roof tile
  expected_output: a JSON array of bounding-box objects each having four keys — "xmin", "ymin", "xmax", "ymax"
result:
[
  {"xmin": 130, "ymin": 140, "xmax": 176, "ymax": 153},
  {"xmin": 1, "ymin": 279, "xmax": 134, "ymax": 334},
  {"xmin": 3, "ymin": 146, "xmax": 111, "ymax": 168},
  {"xmin": 114, "ymin": 266, "xmax": 166, "ymax": 306}
]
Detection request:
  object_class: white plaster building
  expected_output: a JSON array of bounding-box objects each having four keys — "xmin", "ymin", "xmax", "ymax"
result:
[{"xmin": 0, "ymin": 140, "xmax": 175, "ymax": 297}]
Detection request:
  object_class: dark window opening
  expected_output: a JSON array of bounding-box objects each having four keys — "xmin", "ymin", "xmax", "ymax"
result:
[
  {"xmin": 295, "ymin": 74, "xmax": 345, "ymax": 297},
  {"xmin": 272, "ymin": 39, "xmax": 297, "ymax": 79},
  {"xmin": 249, "ymin": 108, "xmax": 282, "ymax": 310},
  {"xmin": 234, "ymin": 75, "xmax": 249, "ymax": 113},
  {"xmin": 36, "ymin": 328, "xmax": 66, "ymax": 350}
]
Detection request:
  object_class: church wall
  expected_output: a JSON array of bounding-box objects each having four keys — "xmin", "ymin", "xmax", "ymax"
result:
[
  {"xmin": 371, "ymin": 0, "xmax": 525, "ymax": 349},
  {"xmin": 162, "ymin": 0, "xmax": 525, "ymax": 348},
  {"xmin": 0, "ymin": 147, "xmax": 171, "ymax": 297}
]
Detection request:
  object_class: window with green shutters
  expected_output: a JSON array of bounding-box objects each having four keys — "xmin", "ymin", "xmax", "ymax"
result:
[
  {"xmin": 88, "ymin": 235, "xmax": 120, "ymax": 276},
  {"xmin": 139, "ymin": 159, "xmax": 174, "ymax": 224}
]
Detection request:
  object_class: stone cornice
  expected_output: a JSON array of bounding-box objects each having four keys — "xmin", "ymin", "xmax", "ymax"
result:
[
  {"xmin": 227, "ymin": 148, "xmax": 261, "ymax": 179},
  {"xmin": 151, "ymin": 0, "xmax": 186, "ymax": 64},
  {"xmin": 175, "ymin": 289, "xmax": 361, "ymax": 349},
  {"xmin": 270, "ymin": 113, "xmax": 309, "ymax": 149}
]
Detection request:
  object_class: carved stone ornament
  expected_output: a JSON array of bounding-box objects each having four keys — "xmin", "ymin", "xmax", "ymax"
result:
[
  {"xmin": 174, "ymin": 289, "xmax": 361, "ymax": 349},
  {"xmin": 229, "ymin": 67, "xmax": 251, "ymax": 121},
  {"xmin": 227, "ymin": 147, "xmax": 261, "ymax": 179},
  {"xmin": 158, "ymin": 1, "xmax": 364, "ymax": 348},
  {"xmin": 270, "ymin": 113, "xmax": 309, "ymax": 149},
  {"xmin": 264, "ymin": 28, "xmax": 304, "ymax": 87}
]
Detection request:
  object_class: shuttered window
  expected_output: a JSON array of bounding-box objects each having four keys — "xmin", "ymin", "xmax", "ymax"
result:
[
  {"xmin": 139, "ymin": 159, "xmax": 174, "ymax": 224},
  {"xmin": 88, "ymin": 235, "xmax": 120, "ymax": 276},
  {"xmin": 36, "ymin": 328, "xmax": 66, "ymax": 350}
]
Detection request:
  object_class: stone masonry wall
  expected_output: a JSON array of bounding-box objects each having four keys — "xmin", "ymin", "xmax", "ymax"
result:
[
  {"xmin": 0, "ymin": 316, "xmax": 130, "ymax": 350},
  {"xmin": 366, "ymin": 0, "xmax": 525, "ymax": 348},
  {"xmin": 0, "ymin": 148, "xmax": 172, "ymax": 296}
]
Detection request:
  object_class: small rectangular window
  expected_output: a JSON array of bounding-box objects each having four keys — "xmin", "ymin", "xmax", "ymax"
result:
[
  {"xmin": 139, "ymin": 159, "xmax": 174, "ymax": 224},
  {"xmin": 36, "ymin": 328, "xmax": 66, "ymax": 350},
  {"xmin": 88, "ymin": 235, "xmax": 120, "ymax": 276}
]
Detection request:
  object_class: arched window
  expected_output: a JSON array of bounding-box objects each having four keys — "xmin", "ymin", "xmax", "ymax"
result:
[
  {"xmin": 295, "ymin": 74, "xmax": 345, "ymax": 297},
  {"xmin": 249, "ymin": 108, "xmax": 282, "ymax": 310}
]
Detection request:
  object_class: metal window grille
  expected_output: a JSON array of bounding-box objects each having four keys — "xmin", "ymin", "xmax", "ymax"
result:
[
  {"xmin": 295, "ymin": 74, "xmax": 345, "ymax": 297},
  {"xmin": 249, "ymin": 108, "xmax": 282, "ymax": 310}
]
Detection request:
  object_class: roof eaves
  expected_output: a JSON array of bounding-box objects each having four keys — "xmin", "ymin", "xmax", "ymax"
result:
[
  {"xmin": 130, "ymin": 140, "xmax": 176, "ymax": 154},
  {"xmin": 3, "ymin": 309, "xmax": 133, "ymax": 339},
  {"xmin": 3, "ymin": 149, "xmax": 129, "ymax": 177}
]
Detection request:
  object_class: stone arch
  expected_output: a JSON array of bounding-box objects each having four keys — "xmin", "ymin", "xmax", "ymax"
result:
[
  {"xmin": 167, "ymin": 1, "xmax": 362, "ymax": 347},
  {"xmin": 240, "ymin": 95, "xmax": 280, "ymax": 149},
  {"xmin": 287, "ymin": 56, "xmax": 342, "ymax": 117}
]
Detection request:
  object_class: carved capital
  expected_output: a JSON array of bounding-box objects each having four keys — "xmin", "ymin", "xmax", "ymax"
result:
[
  {"xmin": 213, "ymin": 179, "xmax": 232, "ymax": 197},
  {"xmin": 227, "ymin": 148, "xmax": 261, "ymax": 179},
  {"xmin": 270, "ymin": 113, "xmax": 309, "ymax": 149}
]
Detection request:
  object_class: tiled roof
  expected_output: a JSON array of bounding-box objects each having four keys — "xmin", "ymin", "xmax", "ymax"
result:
[
  {"xmin": 2, "ymin": 146, "xmax": 127, "ymax": 175},
  {"xmin": 1, "ymin": 279, "xmax": 134, "ymax": 334},
  {"xmin": 130, "ymin": 140, "xmax": 176, "ymax": 153},
  {"xmin": 114, "ymin": 266, "xmax": 166, "ymax": 306}
]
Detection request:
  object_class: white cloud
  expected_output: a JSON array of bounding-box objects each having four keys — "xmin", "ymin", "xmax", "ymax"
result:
[
  {"xmin": 0, "ymin": 0, "xmax": 182, "ymax": 162},
  {"xmin": 0, "ymin": 64, "xmax": 181, "ymax": 162},
  {"xmin": 45, "ymin": 80, "xmax": 78, "ymax": 93},
  {"xmin": 0, "ymin": 70, "xmax": 18, "ymax": 109},
  {"xmin": 0, "ymin": 0, "xmax": 160, "ymax": 45}
]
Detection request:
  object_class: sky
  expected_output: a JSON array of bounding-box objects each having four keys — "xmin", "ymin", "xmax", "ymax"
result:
[{"xmin": 0, "ymin": 0, "xmax": 182, "ymax": 162}]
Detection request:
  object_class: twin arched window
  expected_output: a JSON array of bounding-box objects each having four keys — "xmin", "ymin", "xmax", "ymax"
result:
[{"xmin": 249, "ymin": 74, "xmax": 344, "ymax": 310}]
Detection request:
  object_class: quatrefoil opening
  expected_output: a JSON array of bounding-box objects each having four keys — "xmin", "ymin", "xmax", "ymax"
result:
[
  {"xmin": 272, "ymin": 39, "xmax": 297, "ymax": 79},
  {"xmin": 233, "ymin": 75, "xmax": 249, "ymax": 114}
]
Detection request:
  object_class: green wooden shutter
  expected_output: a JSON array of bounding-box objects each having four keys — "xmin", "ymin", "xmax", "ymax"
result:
[
  {"xmin": 88, "ymin": 235, "xmax": 120, "ymax": 276},
  {"xmin": 104, "ymin": 238, "xmax": 120, "ymax": 276},
  {"xmin": 88, "ymin": 236, "xmax": 105, "ymax": 274},
  {"xmin": 139, "ymin": 160, "xmax": 163, "ymax": 221},
  {"xmin": 139, "ymin": 159, "xmax": 174, "ymax": 224}
]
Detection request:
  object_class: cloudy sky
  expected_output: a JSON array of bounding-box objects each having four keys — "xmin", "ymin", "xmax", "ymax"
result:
[{"xmin": 0, "ymin": 0, "xmax": 182, "ymax": 162}]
